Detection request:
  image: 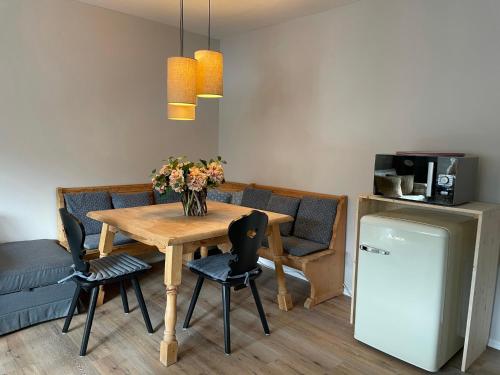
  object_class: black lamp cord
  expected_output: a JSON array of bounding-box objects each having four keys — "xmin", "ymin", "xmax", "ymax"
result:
[
  {"xmin": 208, "ymin": 0, "xmax": 211, "ymax": 50},
  {"xmin": 180, "ymin": 0, "xmax": 184, "ymax": 56}
]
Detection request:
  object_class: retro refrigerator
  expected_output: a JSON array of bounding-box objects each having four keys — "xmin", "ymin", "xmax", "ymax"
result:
[{"xmin": 354, "ymin": 208, "xmax": 476, "ymax": 372}]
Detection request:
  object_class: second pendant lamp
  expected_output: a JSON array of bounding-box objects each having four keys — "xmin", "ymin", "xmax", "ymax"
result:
[
  {"xmin": 195, "ymin": 0, "xmax": 223, "ymax": 98},
  {"xmin": 167, "ymin": 0, "xmax": 197, "ymax": 120}
]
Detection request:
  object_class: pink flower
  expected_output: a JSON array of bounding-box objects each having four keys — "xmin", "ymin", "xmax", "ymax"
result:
[
  {"xmin": 187, "ymin": 166, "xmax": 208, "ymax": 192},
  {"xmin": 169, "ymin": 168, "xmax": 185, "ymax": 193},
  {"xmin": 206, "ymin": 161, "xmax": 224, "ymax": 185}
]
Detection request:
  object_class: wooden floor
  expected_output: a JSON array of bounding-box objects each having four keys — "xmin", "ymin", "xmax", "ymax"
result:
[{"xmin": 1, "ymin": 263, "xmax": 499, "ymax": 375}]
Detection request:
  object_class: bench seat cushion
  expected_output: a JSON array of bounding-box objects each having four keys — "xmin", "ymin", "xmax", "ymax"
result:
[
  {"xmin": 64, "ymin": 191, "xmax": 112, "ymax": 235},
  {"xmin": 0, "ymin": 240, "xmax": 73, "ymax": 295},
  {"xmin": 293, "ymin": 196, "xmax": 338, "ymax": 245},
  {"xmin": 207, "ymin": 189, "xmax": 232, "ymax": 203},
  {"xmin": 154, "ymin": 190, "xmax": 182, "ymax": 204},
  {"xmin": 83, "ymin": 232, "xmax": 136, "ymax": 250},
  {"xmin": 241, "ymin": 187, "xmax": 272, "ymax": 210},
  {"xmin": 111, "ymin": 191, "xmax": 153, "ymax": 209},
  {"xmin": 266, "ymin": 194, "xmax": 301, "ymax": 236},
  {"xmin": 262, "ymin": 236, "xmax": 328, "ymax": 257},
  {"xmin": 230, "ymin": 191, "xmax": 243, "ymax": 205}
]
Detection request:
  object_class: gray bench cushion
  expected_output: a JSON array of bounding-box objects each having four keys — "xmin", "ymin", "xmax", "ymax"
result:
[
  {"xmin": 230, "ymin": 191, "xmax": 243, "ymax": 205},
  {"xmin": 188, "ymin": 253, "xmax": 236, "ymax": 282},
  {"xmin": 83, "ymin": 232, "xmax": 136, "ymax": 250},
  {"xmin": 207, "ymin": 189, "xmax": 232, "ymax": 203},
  {"xmin": 154, "ymin": 190, "xmax": 182, "ymax": 204},
  {"xmin": 266, "ymin": 194, "xmax": 301, "ymax": 236},
  {"xmin": 111, "ymin": 191, "xmax": 153, "ymax": 209},
  {"xmin": 64, "ymin": 192, "xmax": 112, "ymax": 235},
  {"xmin": 293, "ymin": 196, "xmax": 338, "ymax": 245},
  {"xmin": 0, "ymin": 240, "xmax": 73, "ymax": 295},
  {"xmin": 241, "ymin": 187, "xmax": 272, "ymax": 210},
  {"xmin": 262, "ymin": 236, "xmax": 328, "ymax": 257},
  {"xmin": 85, "ymin": 254, "xmax": 151, "ymax": 282}
]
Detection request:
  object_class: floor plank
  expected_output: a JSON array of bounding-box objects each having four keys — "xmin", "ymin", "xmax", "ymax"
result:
[{"xmin": 0, "ymin": 263, "xmax": 498, "ymax": 374}]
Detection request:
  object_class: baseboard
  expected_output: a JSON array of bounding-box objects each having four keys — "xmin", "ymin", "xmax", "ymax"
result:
[{"xmin": 488, "ymin": 338, "xmax": 500, "ymax": 350}]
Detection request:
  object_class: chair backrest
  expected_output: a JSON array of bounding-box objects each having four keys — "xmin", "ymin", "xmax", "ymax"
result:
[
  {"xmin": 59, "ymin": 208, "xmax": 90, "ymax": 274},
  {"xmin": 228, "ymin": 210, "xmax": 268, "ymax": 276}
]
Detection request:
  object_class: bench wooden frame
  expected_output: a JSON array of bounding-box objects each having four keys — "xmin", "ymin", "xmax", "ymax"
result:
[
  {"xmin": 220, "ymin": 182, "xmax": 347, "ymax": 309},
  {"xmin": 56, "ymin": 184, "xmax": 158, "ymax": 258}
]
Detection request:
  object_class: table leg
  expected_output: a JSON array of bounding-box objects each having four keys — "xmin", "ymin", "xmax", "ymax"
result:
[
  {"xmin": 268, "ymin": 224, "xmax": 293, "ymax": 311},
  {"xmin": 96, "ymin": 223, "xmax": 115, "ymax": 306},
  {"xmin": 160, "ymin": 244, "xmax": 183, "ymax": 366},
  {"xmin": 200, "ymin": 246, "xmax": 209, "ymax": 258}
]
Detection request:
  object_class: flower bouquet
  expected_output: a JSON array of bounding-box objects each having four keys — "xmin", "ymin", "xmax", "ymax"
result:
[{"xmin": 151, "ymin": 156, "xmax": 225, "ymax": 216}]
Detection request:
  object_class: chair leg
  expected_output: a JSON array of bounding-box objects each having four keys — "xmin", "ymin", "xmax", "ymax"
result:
[
  {"xmin": 131, "ymin": 277, "xmax": 153, "ymax": 334},
  {"xmin": 183, "ymin": 276, "xmax": 205, "ymax": 329},
  {"xmin": 119, "ymin": 281, "xmax": 129, "ymax": 314},
  {"xmin": 222, "ymin": 284, "xmax": 231, "ymax": 355},
  {"xmin": 62, "ymin": 283, "xmax": 81, "ymax": 333},
  {"xmin": 249, "ymin": 280, "xmax": 270, "ymax": 335},
  {"xmin": 80, "ymin": 286, "xmax": 99, "ymax": 356}
]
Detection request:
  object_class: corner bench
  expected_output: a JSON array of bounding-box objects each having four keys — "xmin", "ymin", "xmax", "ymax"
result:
[{"xmin": 218, "ymin": 183, "xmax": 347, "ymax": 309}]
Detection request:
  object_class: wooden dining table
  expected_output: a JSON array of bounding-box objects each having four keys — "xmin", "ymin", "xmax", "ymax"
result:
[{"xmin": 87, "ymin": 201, "xmax": 294, "ymax": 367}]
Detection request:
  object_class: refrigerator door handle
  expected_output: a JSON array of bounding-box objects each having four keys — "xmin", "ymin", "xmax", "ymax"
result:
[{"xmin": 360, "ymin": 245, "xmax": 390, "ymax": 255}]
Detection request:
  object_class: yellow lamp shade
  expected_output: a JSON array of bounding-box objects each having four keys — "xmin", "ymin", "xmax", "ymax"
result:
[
  {"xmin": 195, "ymin": 50, "xmax": 223, "ymax": 98},
  {"xmin": 168, "ymin": 104, "xmax": 195, "ymax": 121},
  {"xmin": 167, "ymin": 56, "xmax": 198, "ymax": 106}
]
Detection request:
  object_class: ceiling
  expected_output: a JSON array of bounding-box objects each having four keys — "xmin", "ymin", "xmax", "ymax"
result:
[{"xmin": 77, "ymin": 0, "xmax": 358, "ymax": 38}]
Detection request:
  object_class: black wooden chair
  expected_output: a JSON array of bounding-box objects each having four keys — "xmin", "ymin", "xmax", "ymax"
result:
[
  {"xmin": 58, "ymin": 208, "xmax": 153, "ymax": 356},
  {"xmin": 183, "ymin": 210, "xmax": 270, "ymax": 355}
]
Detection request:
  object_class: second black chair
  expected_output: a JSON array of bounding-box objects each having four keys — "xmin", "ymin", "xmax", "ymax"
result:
[
  {"xmin": 59, "ymin": 208, "xmax": 153, "ymax": 356},
  {"xmin": 183, "ymin": 210, "xmax": 270, "ymax": 355}
]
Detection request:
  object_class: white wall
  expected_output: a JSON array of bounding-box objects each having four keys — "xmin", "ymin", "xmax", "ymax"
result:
[
  {"xmin": 219, "ymin": 0, "xmax": 500, "ymax": 347},
  {"xmin": 0, "ymin": 0, "xmax": 219, "ymax": 241}
]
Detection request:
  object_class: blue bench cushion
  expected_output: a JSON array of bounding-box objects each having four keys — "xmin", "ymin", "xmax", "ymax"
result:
[
  {"xmin": 111, "ymin": 191, "xmax": 153, "ymax": 209},
  {"xmin": 154, "ymin": 190, "xmax": 182, "ymax": 204},
  {"xmin": 262, "ymin": 236, "xmax": 328, "ymax": 257},
  {"xmin": 241, "ymin": 187, "xmax": 272, "ymax": 210},
  {"xmin": 207, "ymin": 189, "xmax": 232, "ymax": 203},
  {"xmin": 83, "ymin": 232, "xmax": 136, "ymax": 250},
  {"xmin": 266, "ymin": 194, "xmax": 301, "ymax": 236},
  {"xmin": 0, "ymin": 240, "xmax": 73, "ymax": 295},
  {"xmin": 64, "ymin": 191, "xmax": 112, "ymax": 235},
  {"xmin": 187, "ymin": 253, "xmax": 236, "ymax": 282},
  {"xmin": 293, "ymin": 196, "xmax": 338, "ymax": 245},
  {"xmin": 230, "ymin": 191, "xmax": 243, "ymax": 205}
]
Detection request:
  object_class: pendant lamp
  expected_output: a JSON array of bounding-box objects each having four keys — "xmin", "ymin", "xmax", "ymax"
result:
[
  {"xmin": 195, "ymin": 0, "xmax": 223, "ymax": 98},
  {"xmin": 168, "ymin": 104, "xmax": 195, "ymax": 121},
  {"xmin": 167, "ymin": 0, "xmax": 197, "ymax": 119}
]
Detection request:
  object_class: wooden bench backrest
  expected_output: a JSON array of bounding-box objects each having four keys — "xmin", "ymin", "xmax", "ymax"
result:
[{"xmin": 56, "ymin": 183, "xmax": 152, "ymax": 246}]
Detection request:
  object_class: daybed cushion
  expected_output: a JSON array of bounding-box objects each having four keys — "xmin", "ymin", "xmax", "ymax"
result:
[
  {"xmin": 0, "ymin": 282, "xmax": 75, "ymax": 335},
  {"xmin": 64, "ymin": 191, "xmax": 112, "ymax": 235},
  {"xmin": 230, "ymin": 191, "xmax": 243, "ymax": 205},
  {"xmin": 111, "ymin": 191, "xmax": 153, "ymax": 209},
  {"xmin": 187, "ymin": 253, "xmax": 236, "ymax": 282},
  {"xmin": 0, "ymin": 240, "xmax": 73, "ymax": 295},
  {"xmin": 207, "ymin": 189, "xmax": 232, "ymax": 203},
  {"xmin": 154, "ymin": 190, "xmax": 182, "ymax": 204},
  {"xmin": 266, "ymin": 194, "xmax": 301, "ymax": 236},
  {"xmin": 293, "ymin": 196, "xmax": 338, "ymax": 245},
  {"xmin": 262, "ymin": 236, "xmax": 327, "ymax": 257},
  {"xmin": 241, "ymin": 187, "xmax": 272, "ymax": 210},
  {"xmin": 83, "ymin": 232, "xmax": 136, "ymax": 250}
]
